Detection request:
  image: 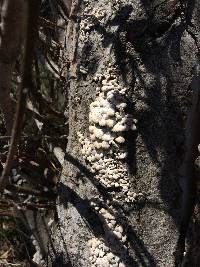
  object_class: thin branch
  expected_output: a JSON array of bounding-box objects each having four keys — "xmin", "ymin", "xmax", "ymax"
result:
[
  {"xmin": 0, "ymin": 1, "xmax": 40, "ymax": 192},
  {"xmin": 11, "ymin": 97, "xmax": 46, "ymax": 123},
  {"xmin": 6, "ymin": 184, "xmax": 57, "ymax": 199},
  {"xmin": 0, "ymin": 134, "xmax": 67, "ymax": 141},
  {"xmin": 0, "ymin": 0, "xmax": 26, "ymax": 134},
  {"xmin": 39, "ymin": 16, "xmax": 65, "ymax": 30},
  {"xmin": 175, "ymin": 56, "xmax": 200, "ymax": 265},
  {"xmin": 30, "ymin": 82, "xmax": 66, "ymax": 119},
  {"xmin": 0, "ymin": 198, "xmax": 54, "ymax": 217},
  {"xmin": 56, "ymin": 0, "xmax": 70, "ymax": 19}
]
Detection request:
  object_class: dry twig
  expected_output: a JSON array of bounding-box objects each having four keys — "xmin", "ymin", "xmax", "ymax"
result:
[{"xmin": 0, "ymin": 1, "xmax": 40, "ymax": 191}]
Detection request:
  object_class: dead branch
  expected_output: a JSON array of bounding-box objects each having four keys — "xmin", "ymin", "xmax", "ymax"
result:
[
  {"xmin": 6, "ymin": 184, "xmax": 56, "ymax": 199},
  {"xmin": 39, "ymin": 16, "xmax": 65, "ymax": 30},
  {"xmin": 0, "ymin": 1, "xmax": 40, "ymax": 191},
  {"xmin": 175, "ymin": 56, "xmax": 200, "ymax": 265},
  {"xmin": 0, "ymin": 0, "xmax": 27, "ymax": 134}
]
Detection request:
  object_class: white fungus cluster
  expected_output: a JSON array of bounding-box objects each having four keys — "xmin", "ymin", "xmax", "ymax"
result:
[
  {"xmin": 79, "ymin": 4, "xmax": 106, "ymax": 43},
  {"xmin": 78, "ymin": 65, "xmax": 137, "ymax": 203},
  {"xmin": 87, "ymin": 204, "xmax": 129, "ymax": 267},
  {"xmin": 78, "ymin": 66, "xmax": 137, "ymax": 266},
  {"xmin": 79, "ymin": 17, "xmax": 92, "ymax": 42}
]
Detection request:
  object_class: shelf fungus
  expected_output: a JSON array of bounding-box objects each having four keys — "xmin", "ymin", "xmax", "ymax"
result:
[
  {"xmin": 78, "ymin": 65, "xmax": 136, "ymax": 191},
  {"xmin": 78, "ymin": 65, "xmax": 137, "ymax": 267}
]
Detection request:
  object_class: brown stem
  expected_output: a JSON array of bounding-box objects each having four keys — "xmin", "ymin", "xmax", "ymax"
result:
[
  {"xmin": 175, "ymin": 57, "xmax": 200, "ymax": 265},
  {"xmin": 6, "ymin": 184, "xmax": 57, "ymax": 199},
  {"xmin": 39, "ymin": 16, "xmax": 65, "ymax": 30},
  {"xmin": 0, "ymin": 1, "xmax": 40, "ymax": 191},
  {"xmin": 0, "ymin": 0, "xmax": 27, "ymax": 134}
]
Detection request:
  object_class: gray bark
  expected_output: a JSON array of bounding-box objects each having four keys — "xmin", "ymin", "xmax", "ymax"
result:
[{"xmin": 46, "ymin": 0, "xmax": 200, "ymax": 266}]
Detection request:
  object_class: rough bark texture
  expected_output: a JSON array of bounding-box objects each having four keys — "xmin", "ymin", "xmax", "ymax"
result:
[{"xmin": 48, "ymin": 1, "xmax": 200, "ymax": 266}]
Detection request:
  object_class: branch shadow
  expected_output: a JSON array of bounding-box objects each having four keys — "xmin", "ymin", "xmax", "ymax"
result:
[
  {"xmin": 59, "ymin": 153, "xmax": 158, "ymax": 266},
  {"xmin": 79, "ymin": 1, "xmax": 199, "ymax": 265},
  {"xmin": 59, "ymin": 183, "xmax": 157, "ymax": 267},
  {"xmin": 111, "ymin": 0, "xmax": 197, "ymax": 229}
]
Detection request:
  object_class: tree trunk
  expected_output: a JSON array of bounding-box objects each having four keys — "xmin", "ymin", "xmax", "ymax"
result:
[{"xmin": 50, "ymin": 1, "xmax": 200, "ymax": 266}]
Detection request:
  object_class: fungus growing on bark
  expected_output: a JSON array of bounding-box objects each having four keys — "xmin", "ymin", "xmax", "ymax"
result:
[
  {"xmin": 78, "ymin": 65, "xmax": 138, "ymax": 266},
  {"xmin": 79, "ymin": 65, "xmax": 138, "ymax": 197}
]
